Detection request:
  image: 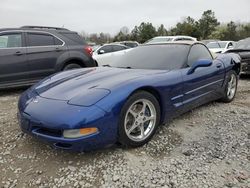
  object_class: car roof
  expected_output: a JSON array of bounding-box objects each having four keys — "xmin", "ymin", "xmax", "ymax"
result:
[
  {"xmin": 144, "ymin": 41, "xmax": 203, "ymax": 46},
  {"xmin": 208, "ymin": 41, "xmax": 234, "ymax": 43},
  {"xmin": 0, "ymin": 26, "xmax": 75, "ymax": 33},
  {"xmin": 103, "ymin": 43, "xmax": 128, "ymax": 47},
  {"xmin": 153, "ymin": 35, "xmax": 195, "ymax": 39}
]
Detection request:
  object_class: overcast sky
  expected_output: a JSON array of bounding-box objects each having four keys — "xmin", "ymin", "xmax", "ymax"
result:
[{"xmin": 1, "ymin": 0, "xmax": 249, "ymax": 35}]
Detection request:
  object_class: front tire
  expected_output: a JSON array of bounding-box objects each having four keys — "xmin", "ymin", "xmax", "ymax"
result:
[
  {"xmin": 221, "ymin": 70, "xmax": 238, "ymax": 103},
  {"xmin": 118, "ymin": 91, "xmax": 161, "ymax": 147}
]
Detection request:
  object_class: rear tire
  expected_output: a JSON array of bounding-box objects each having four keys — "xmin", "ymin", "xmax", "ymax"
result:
[
  {"xmin": 221, "ymin": 70, "xmax": 238, "ymax": 103},
  {"xmin": 118, "ymin": 91, "xmax": 161, "ymax": 147},
  {"xmin": 63, "ymin": 63, "xmax": 82, "ymax": 71}
]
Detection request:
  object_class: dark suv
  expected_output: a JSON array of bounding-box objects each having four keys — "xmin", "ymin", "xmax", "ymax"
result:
[{"xmin": 0, "ymin": 26, "xmax": 96, "ymax": 89}]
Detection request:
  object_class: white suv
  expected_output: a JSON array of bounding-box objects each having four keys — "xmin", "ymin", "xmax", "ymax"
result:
[{"xmin": 145, "ymin": 36, "xmax": 197, "ymax": 44}]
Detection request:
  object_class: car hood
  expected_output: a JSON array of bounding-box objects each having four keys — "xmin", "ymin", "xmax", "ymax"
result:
[{"xmin": 33, "ymin": 67, "xmax": 168, "ymax": 104}]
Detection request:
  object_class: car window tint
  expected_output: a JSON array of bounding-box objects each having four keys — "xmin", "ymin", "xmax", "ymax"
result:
[
  {"xmin": 113, "ymin": 45, "xmax": 126, "ymax": 52},
  {"xmin": 27, "ymin": 33, "xmax": 55, "ymax": 46},
  {"xmin": 183, "ymin": 38, "xmax": 193, "ymax": 41},
  {"xmin": 187, "ymin": 44, "xmax": 213, "ymax": 67},
  {"xmin": 114, "ymin": 44, "xmax": 190, "ymax": 70},
  {"xmin": 0, "ymin": 33, "xmax": 22, "ymax": 48},
  {"xmin": 99, "ymin": 46, "xmax": 113, "ymax": 54},
  {"xmin": 125, "ymin": 43, "xmax": 138, "ymax": 48},
  {"xmin": 60, "ymin": 33, "xmax": 86, "ymax": 45},
  {"xmin": 54, "ymin": 37, "xmax": 63, "ymax": 45},
  {"xmin": 207, "ymin": 42, "xmax": 220, "ymax": 49},
  {"xmin": 174, "ymin": 38, "xmax": 183, "ymax": 41}
]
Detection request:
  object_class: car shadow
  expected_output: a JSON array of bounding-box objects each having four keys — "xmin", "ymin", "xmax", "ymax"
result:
[
  {"xmin": 240, "ymin": 74, "xmax": 250, "ymax": 80},
  {"xmin": 0, "ymin": 87, "xmax": 29, "ymax": 97}
]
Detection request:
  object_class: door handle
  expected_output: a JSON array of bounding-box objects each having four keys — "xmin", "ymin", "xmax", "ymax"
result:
[
  {"xmin": 216, "ymin": 63, "xmax": 222, "ymax": 68},
  {"xmin": 15, "ymin": 51, "xmax": 23, "ymax": 56}
]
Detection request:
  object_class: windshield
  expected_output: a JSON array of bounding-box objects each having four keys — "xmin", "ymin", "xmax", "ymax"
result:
[
  {"xmin": 112, "ymin": 44, "xmax": 190, "ymax": 70},
  {"xmin": 235, "ymin": 38, "xmax": 250, "ymax": 49},
  {"xmin": 207, "ymin": 42, "xmax": 220, "ymax": 49},
  {"xmin": 146, "ymin": 37, "xmax": 173, "ymax": 44},
  {"xmin": 92, "ymin": 45, "xmax": 101, "ymax": 52},
  {"xmin": 218, "ymin": 42, "xmax": 227, "ymax": 48}
]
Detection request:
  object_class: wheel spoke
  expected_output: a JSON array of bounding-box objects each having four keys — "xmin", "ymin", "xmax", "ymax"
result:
[
  {"xmin": 127, "ymin": 122, "xmax": 139, "ymax": 134},
  {"xmin": 139, "ymin": 124, "xmax": 145, "ymax": 138},
  {"xmin": 128, "ymin": 109, "xmax": 138, "ymax": 119},
  {"xmin": 143, "ymin": 115, "xmax": 155, "ymax": 123},
  {"xmin": 140, "ymin": 102, "xmax": 147, "ymax": 114}
]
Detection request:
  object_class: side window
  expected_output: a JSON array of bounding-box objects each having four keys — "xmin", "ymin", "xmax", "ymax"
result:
[
  {"xmin": 227, "ymin": 42, "xmax": 233, "ymax": 49},
  {"xmin": 174, "ymin": 38, "xmax": 183, "ymax": 41},
  {"xmin": 98, "ymin": 46, "xmax": 112, "ymax": 54},
  {"xmin": 113, "ymin": 45, "xmax": 126, "ymax": 52},
  {"xmin": 187, "ymin": 44, "xmax": 213, "ymax": 67},
  {"xmin": 27, "ymin": 33, "xmax": 55, "ymax": 47},
  {"xmin": 183, "ymin": 38, "xmax": 193, "ymax": 41},
  {"xmin": 0, "ymin": 33, "xmax": 22, "ymax": 48}
]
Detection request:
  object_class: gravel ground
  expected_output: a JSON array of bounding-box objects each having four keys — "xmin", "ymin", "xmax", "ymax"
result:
[{"xmin": 0, "ymin": 78, "xmax": 249, "ymax": 188}]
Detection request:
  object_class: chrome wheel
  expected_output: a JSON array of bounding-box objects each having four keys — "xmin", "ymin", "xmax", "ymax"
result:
[
  {"xmin": 124, "ymin": 99, "xmax": 157, "ymax": 142},
  {"xmin": 227, "ymin": 74, "xmax": 237, "ymax": 100}
]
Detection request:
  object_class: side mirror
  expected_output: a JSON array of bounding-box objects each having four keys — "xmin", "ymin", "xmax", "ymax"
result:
[
  {"xmin": 98, "ymin": 50, "xmax": 105, "ymax": 54},
  {"xmin": 187, "ymin": 59, "xmax": 212, "ymax": 75}
]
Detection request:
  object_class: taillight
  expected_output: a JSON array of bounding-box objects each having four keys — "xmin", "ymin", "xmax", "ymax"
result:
[{"xmin": 84, "ymin": 46, "xmax": 93, "ymax": 56}]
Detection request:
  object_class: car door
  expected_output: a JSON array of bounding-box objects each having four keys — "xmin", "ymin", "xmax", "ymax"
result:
[
  {"xmin": 95, "ymin": 45, "xmax": 114, "ymax": 66},
  {"xmin": 180, "ymin": 44, "xmax": 225, "ymax": 110},
  {"xmin": 0, "ymin": 31, "xmax": 28, "ymax": 86},
  {"xmin": 25, "ymin": 32, "xmax": 64, "ymax": 80}
]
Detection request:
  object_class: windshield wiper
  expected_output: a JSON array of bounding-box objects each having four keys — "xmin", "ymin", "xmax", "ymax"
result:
[{"xmin": 102, "ymin": 64, "xmax": 111, "ymax": 67}]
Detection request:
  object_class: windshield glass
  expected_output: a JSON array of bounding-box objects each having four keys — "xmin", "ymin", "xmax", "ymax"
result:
[
  {"xmin": 207, "ymin": 42, "xmax": 220, "ymax": 49},
  {"xmin": 218, "ymin": 42, "xmax": 227, "ymax": 48},
  {"xmin": 92, "ymin": 45, "xmax": 101, "ymax": 52},
  {"xmin": 112, "ymin": 44, "xmax": 190, "ymax": 70},
  {"xmin": 235, "ymin": 38, "xmax": 250, "ymax": 49}
]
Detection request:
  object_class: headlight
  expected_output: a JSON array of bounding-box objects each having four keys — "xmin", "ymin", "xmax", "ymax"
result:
[{"xmin": 63, "ymin": 127, "xmax": 98, "ymax": 138}]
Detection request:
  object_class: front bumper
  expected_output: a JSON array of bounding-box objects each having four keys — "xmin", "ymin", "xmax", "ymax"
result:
[
  {"xmin": 241, "ymin": 62, "xmax": 250, "ymax": 75},
  {"xmin": 18, "ymin": 93, "xmax": 118, "ymax": 151}
]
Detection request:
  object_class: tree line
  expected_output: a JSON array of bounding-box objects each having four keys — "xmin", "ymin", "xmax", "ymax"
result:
[{"xmin": 80, "ymin": 10, "xmax": 250, "ymax": 44}]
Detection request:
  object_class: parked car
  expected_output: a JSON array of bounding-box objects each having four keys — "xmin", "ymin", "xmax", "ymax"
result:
[
  {"xmin": 226, "ymin": 37, "xmax": 250, "ymax": 75},
  {"xmin": 0, "ymin": 26, "xmax": 95, "ymax": 89},
  {"xmin": 201, "ymin": 39, "xmax": 219, "ymax": 45},
  {"xmin": 207, "ymin": 41, "xmax": 235, "ymax": 53},
  {"xmin": 115, "ymin": 41, "xmax": 139, "ymax": 48},
  {"xmin": 18, "ymin": 41, "xmax": 240, "ymax": 151},
  {"xmin": 93, "ymin": 43, "xmax": 130, "ymax": 66},
  {"xmin": 145, "ymin": 36, "xmax": 197, "ymax": 44}
]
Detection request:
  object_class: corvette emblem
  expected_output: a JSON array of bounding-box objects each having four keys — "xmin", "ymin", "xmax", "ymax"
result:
[{"xmin": 32, "ymin": 98, "xmax": 39, "ymax": 103}]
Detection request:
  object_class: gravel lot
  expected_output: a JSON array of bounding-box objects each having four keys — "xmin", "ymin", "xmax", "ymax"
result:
[{"xmin": 0, "ymin": 77, "xmax": 249, "ymax": 188}]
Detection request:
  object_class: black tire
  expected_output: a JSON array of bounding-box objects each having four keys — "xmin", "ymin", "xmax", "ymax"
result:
[
  {"xmin": 221, "ymin": 70, "xmax": 238, "ymax": 103},
  {"xmin": 63, "ymin": 63, "xmax": 82, "ymax": 71},
  {"xmin": 118, "ymin": 91, "xmax": 161, "ymax": 147}
]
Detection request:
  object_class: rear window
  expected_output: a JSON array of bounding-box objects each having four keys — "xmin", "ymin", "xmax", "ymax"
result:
[{"xmin": 60, "ymin": 32, "xmax": 86, "ymax": 45}]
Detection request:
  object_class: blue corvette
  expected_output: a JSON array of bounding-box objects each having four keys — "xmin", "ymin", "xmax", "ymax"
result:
[{"xmin": 18, "ymin": 41, "xmax": 241, "ymax": 151}]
